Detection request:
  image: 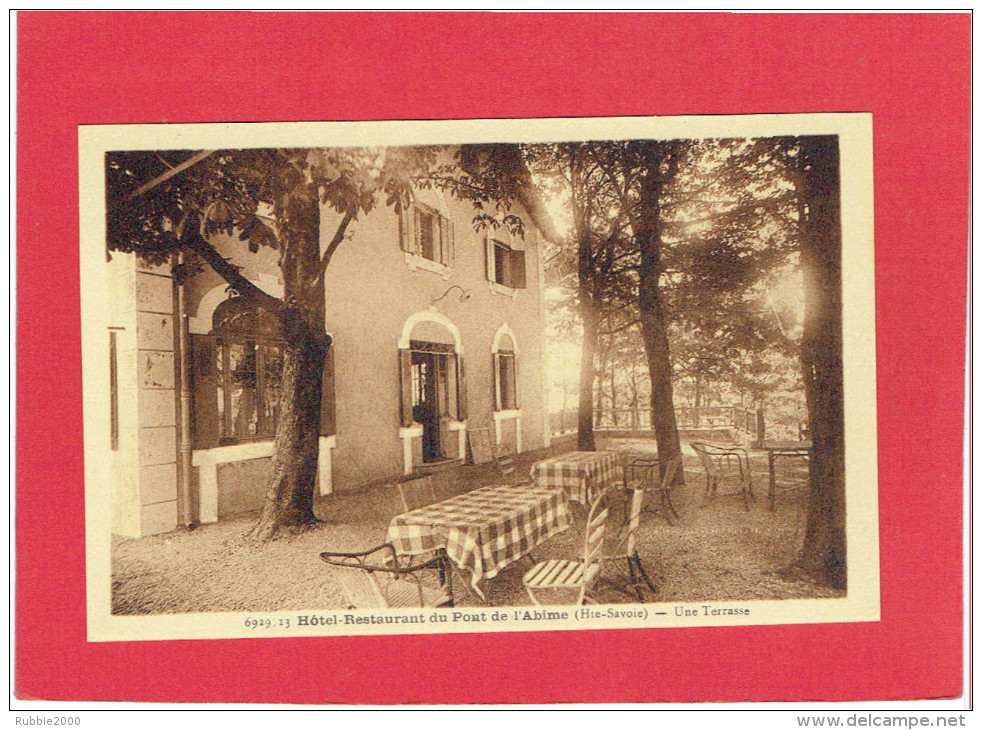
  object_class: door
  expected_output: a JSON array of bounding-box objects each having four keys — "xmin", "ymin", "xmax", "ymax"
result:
[{"xmin": 411, "ymin": 350, "xmax": 441, "ymax": 462}]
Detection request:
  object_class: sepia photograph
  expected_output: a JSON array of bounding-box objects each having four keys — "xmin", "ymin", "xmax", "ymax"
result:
[
  {"xmin": 80, "ymin": 115, "xmax": 877, "ymax": 641},
  {"xmin": 16, "ymin": 11, "xmax": 968, "ymax": 709}
]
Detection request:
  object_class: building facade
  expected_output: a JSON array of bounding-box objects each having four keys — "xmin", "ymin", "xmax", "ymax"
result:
[{"xmin": 106, "ymin": 182, "xmax": 551, "ymax": 537}]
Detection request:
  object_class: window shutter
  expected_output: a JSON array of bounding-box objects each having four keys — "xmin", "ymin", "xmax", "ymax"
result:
[
  {"xmin": 455, "ymin": 355, "xmax": 467, "ymax": 421},
  {"xmin": 320, "ymin": 343, "xmax": 337, "ymax": 436},
  {"xmin": 412, "ymin": 208, "xmax": 422, "ymax": 256},
  {"xmin": 439, "ymin": 216, "xmax": 455, "ymax": 267},
  {"xmin": 485, "ymin": 236, "xmax": 494, "ymax": 282},
  {"xmin": 398, "ymin": 206, "xmax": 414, "ymax": 253},
  {"xmin": 448, "ymin": 220, "xmax": 455, "ymax": 267},
  {"xmin": 512, "ymin": 355, "xmax": 520, "ymax": 409},
  {"xmin": 190, "ymin": 334, "xmax": 219, "ymax": 449},
  {"xmin": 510, "ymin": 248, "xmax": 527, "ymax": 289},
  {"xmin": 493, "ymin": 352, "xmax": 502, "ymax": 411},
  {"xmin": 399, "ymin": 348, "xmax": 413, "ymax": 427}
]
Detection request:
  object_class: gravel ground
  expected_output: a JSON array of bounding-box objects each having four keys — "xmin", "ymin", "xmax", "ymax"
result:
[{"xmin": 111, "ymin": 439, "xmax": 843, "ymax": 615}]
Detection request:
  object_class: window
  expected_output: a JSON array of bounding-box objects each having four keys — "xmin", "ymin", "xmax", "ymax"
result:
[
  {"xmin": 486, "ymin": 237, "xmax": 527, "ymax": 290},
  {"xmin": 399, "ymin": 202, "xmax": 455, "ymax": 267},
  {"xmin": 190, "ymin": 296, "xmax": 336, "ymax": 449},
  {"xmin": 216, "ymin": 337, "xmax": 282, "ymax": 442},
  {"xmin": 497, "ymin": 350, "xmax": 517, "ymax": 411}
]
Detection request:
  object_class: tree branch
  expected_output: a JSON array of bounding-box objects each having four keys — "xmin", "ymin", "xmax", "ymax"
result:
[
  {"xmin": 317, "ymin": 203, "xmax": 358, "ymax": 282},
  {"xmin": 600, "ymin": 318, "xmax": 641, "ymax": 335},
  {"xmin": 183, "ymin": 227, "xmax": 283, "ymax": 313}
]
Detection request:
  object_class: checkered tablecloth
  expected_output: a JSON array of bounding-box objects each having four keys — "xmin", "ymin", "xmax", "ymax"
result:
[
  {"xmin": 386, "ymin": 484, "xmax": 572, "ymax": 600},
  {"xmin": 529, "ymin": 450, "xmax": 622, "ymax": 505}
]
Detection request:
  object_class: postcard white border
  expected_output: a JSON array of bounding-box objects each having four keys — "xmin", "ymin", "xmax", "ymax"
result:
[{"xmin": 79, "ymin": 114, "xmax": 878, "ymax": 642}]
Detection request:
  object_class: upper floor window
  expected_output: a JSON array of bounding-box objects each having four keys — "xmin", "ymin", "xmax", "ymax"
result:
[
  {"xmin": 399, "ymin": 202, "xmax": 455, "ymax": 268},
  {"xmin": 486, "ymin": 236, "xmax": 527, "ymax": 290}
]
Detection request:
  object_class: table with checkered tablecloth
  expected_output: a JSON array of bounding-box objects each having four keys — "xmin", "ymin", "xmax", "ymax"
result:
[
  {"xmin": 386, "ymin": 483, "xmax": 572, "ymax": 600},
  {"xmin": 529, "ymin": 450, "xmax": 622, "ymax": 505}
]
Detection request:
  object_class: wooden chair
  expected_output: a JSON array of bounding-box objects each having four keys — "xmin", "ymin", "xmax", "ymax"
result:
[
  {"xmin": 429, "ymin": 470, "xmax": 458, "ymax": 502},
  {"xmin": 600, "ymin": 483, "xmax": 659, "ymax": 601},
  {"xmin": 493, "ymin": 443, "xmax": 531, "ymax": 486},
  {"xmin": 523, "ymin": 492, "xmax": 610, "ymax": 606},
  {"xmin": 690, "ymin": 442, "xmax": 754, "ymax": 509},
  {"xmin": 320, "ymin": 543, "xmax": 454, "ymax": 609},
  {"xmin": 396, "ymin": 475, "xmax": 438, "ymax": 513}
]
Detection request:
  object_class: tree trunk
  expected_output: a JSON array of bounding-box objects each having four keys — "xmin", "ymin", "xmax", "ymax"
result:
[
  {"xmin": 572, "ymin": 146, "xmax": 599, "ymax": 452},
  {"xmin": 791, "ymin": 136, "xmax": 846, "ymax": 589},
  {"xmin": 609, "ymin": 357, "xmax": 618, "ymax": 426},
  {"xmin": 639, "ymin": 293, "xmax": 684, "ymax": 481},
  {"xmin": 251, "ymin": 182, "xmax": 328, "ymax": 539},
  {"xmin": 577, "ymin": 298, "xmax": 600, "ymax": 451},
  {"xmin": 635, "ymin": 142, "xmax": 684, "ymax": 481},
  {"xmin": 252, "ymin": 330, "xmax": 328, "ymax": 539},
  {"xmin": 755, "ymin": 401, "xmax": 766, "ymax": 448}
]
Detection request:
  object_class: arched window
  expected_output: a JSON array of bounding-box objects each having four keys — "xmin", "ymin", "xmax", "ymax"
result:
[
  {"xmin": 493, "ymin": 329, "xmax": 519, "ymax": 412},
  {"xmin": 189, "ymin": 296, "xmax": 336, "ymax": 448}
]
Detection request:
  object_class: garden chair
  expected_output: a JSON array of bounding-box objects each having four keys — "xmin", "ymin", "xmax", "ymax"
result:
[
  {"xmin": 493, "ymin": 443, "xmax": 531, "ymax": 486},
  {"xmin": 429, "ymin": 470, "xmax": 458, "ymax": 502},
  {"xmin": 396, "ymin": 474, "xmax": 438, "ymax": 513},
  {"xmin": 599, "ymin": 482, "xmax": 659, "ymax": 601},
  {"xmin": 615, "ymin": 454, "xmax": 683, "ymax": 525},
  {"xmin": 643, "ymin": 453, "xmax": 683, "ymax": 525},
  {"xmin": 320, "ymin": 543, "xmax": 454, "ymax": 609},
  {"xmin": 523, "ymin": 492, "xmax": 610, "ymax": 606},
  {"xmin": 690, "ymin": 441, "xmax": 755, "ymax": 509}
]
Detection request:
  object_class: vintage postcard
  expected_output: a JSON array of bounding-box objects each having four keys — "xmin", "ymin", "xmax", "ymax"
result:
[{"xmin": 79, "ymin": 113, "xmax": 878, "ymax": 643}]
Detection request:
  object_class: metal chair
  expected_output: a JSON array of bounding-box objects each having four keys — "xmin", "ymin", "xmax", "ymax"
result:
[
  {"xmin": 523, "ymin": 492, "xmax": 610, "ymax": 606},
  {"xmin": 320, "ymin": 543, "xmax": 454, "ymax": 609},
  {"xmin": 690, "ymin": 441, "xmax": 754, "ymax": 509},
  {"xmin": 618, "ymin": 454, "xmax": 683, "ymax": 525},
  {"xmin": 599, "ymin": 483, "xmax": 659, "ymax": 601},
  {"xmin": 646, "ymin": 453, "xmax": 683, "ymax": 524}
]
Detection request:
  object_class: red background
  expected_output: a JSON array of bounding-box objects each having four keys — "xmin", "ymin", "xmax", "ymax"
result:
[{"xmin": 16, "ymin": 12, "xmax": 969, "ymax": 703}]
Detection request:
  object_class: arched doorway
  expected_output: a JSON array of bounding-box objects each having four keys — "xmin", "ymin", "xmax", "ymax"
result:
[{"xmin": 398, "ymin": 312, "xmax": 466, "ymax": 471}]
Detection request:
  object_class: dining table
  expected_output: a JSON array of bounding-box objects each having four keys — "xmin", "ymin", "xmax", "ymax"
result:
[
  {"xmin": 761, "ymin": 440, "xmax": 812, "ymax": 509},
  {"xmin": 386, "ymin": 483, "xmax": 573, "ymax": 600},
  {"xmin": 529, "ymin": 450, "xmax": 622, "ymax": 505}
]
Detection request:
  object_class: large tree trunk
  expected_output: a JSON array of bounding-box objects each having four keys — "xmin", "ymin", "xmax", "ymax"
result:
[
  {"xmin": 791, "ymin": 135, "xmax": 846, "ymax": 589},
  {"xmin": 571, "ymin": 146, "xmax": 599, "ymax": 452},
  {"xmin": 251, "ymin": 183, "xmax": 328, "ymax": 539},
  {"xmin": 636, "ymin": 142, "xmax": 684, "ymax": 481},
  {"xmin": 577, "ymin": 297, "xmax": 600, "ymax": 451}
]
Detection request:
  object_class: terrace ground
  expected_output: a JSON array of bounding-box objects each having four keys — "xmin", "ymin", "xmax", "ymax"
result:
[{"xmin": 111, "ymin": 438, "xmax": 844, "ymax": 615}]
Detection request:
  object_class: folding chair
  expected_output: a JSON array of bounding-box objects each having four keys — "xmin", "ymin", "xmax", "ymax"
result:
[{"xmin": 523, "ymin": 492, "xmax": 610, "ymax": 606}]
